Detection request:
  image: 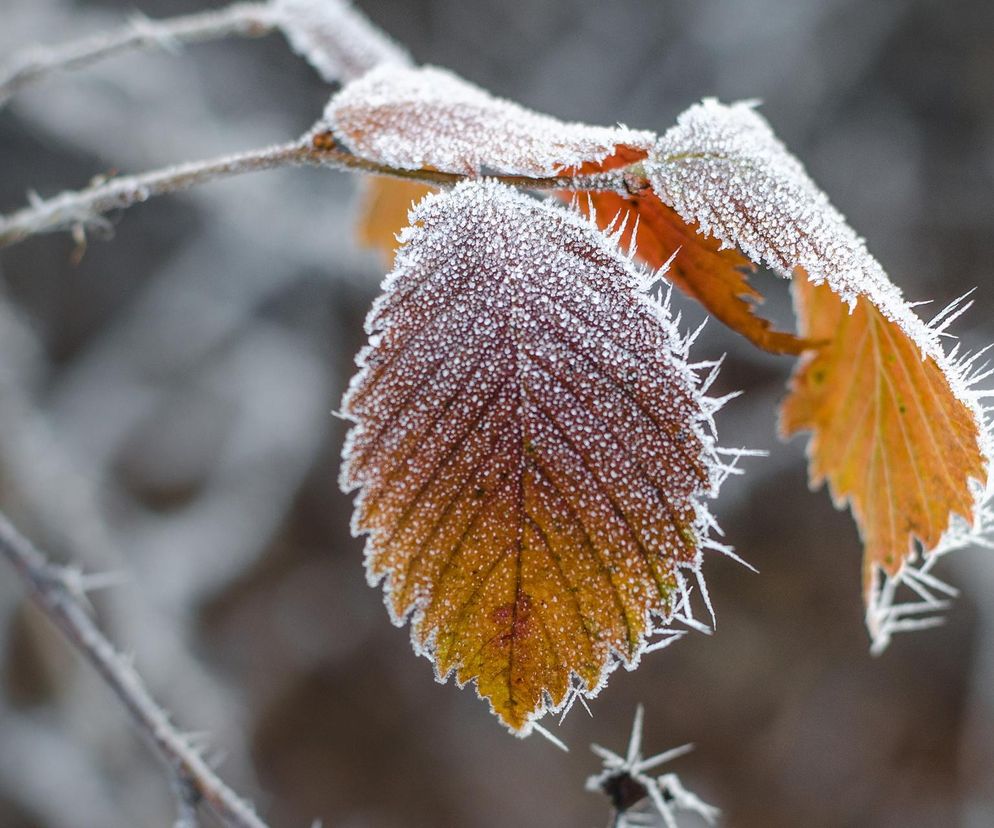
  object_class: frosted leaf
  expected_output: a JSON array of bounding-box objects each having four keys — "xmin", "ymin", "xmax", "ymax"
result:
[
  {"xmin": 651, "ymin": 99, "xmax": 993, "ymax": 644},
  {"xmin": 272, "ymin": 0, "xmax": 410, "ymax": 83},
  {"xmin": 650, "ymin": 98, "xmax": 946, "ymax": 357},
  {"xmin": 323, "ymin": 64, "xmax": 655, "ymax": 176},
  {"xmin": 782, "ymin": 276, "xmax": 992, "ymax": 644},
  {"xmin": 340, "ymin": 181, "xmax": 730, "ymax": 733}
]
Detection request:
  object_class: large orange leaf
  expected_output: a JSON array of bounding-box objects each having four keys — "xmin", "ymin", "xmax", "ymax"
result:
[
  {"xmin": 574, "ymin": 190, "xmax": 810, "ymax": 355},
  {"xmin": 648, "ymin": 98, "xmax": 992, "ymax": 640},
  {"xmin": 341, "ymin": 182, "xmax": 722, "ymax": 733},
  {"xmin": 781, "ymin": 275, "xmax": 986, "ymax": 594}
]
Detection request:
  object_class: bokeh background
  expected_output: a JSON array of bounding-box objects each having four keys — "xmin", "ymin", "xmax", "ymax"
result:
[{"xmin": 1, "ymin": 1, "xmax": 993, "ymax": 826}]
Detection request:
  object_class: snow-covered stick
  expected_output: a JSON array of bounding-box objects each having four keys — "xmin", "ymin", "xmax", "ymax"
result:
[
  {"xmin": 0, "ymin": 3, "xmax": 277, "ymax": 107},
  {"xmin": 0, "ymin": 511, "xmax": 270, "ymax": 828},
  {"xmin": 0, "ymin": 135, "xmax": 645, "ymax": 248}
]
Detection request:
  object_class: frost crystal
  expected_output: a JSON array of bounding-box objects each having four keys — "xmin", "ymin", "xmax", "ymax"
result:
[
  {"xmin": 324, "ymin": 64, "xmax": 656, "ymax": 176},
  {"xmin": 651, "ymin": 99, "xmax": 992, "ymax": 647},
  {"xmin": 273, "ymin": 0, "xmax": 411, "ymax": 83},
  {"xmin": 340, "ymin": 181, "xmax": 737, "ymax": 732}
]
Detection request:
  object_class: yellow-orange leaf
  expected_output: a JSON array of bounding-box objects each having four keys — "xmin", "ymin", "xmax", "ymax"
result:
[
  {"xmin": 645, "ymin": 98, "xmax": 991, "ymax": 641},
  {"xmin": 575, "ymin": 190, "xmax": 810, "ymax": 355},
  {"xmin": 341, "ymin": 182, "xmax": 722, "ymax": 733},
  {"xmin": 781, "ymin": 275, "xmax": 986, "ymax": 595},
  {"xmin": 355, "ymin": 176, "xmax": 436, "ymax": 264}
]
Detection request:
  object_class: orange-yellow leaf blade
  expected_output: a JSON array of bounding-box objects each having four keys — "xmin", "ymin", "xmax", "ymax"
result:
[
  {"xmin": 341, "ymin": 181, "xmax": 724, "ymax": 733},
  {"xmin": 782, "ymin": 275, "xmax": 986, "ymax": 594},
  {"xmin": 646, "ymin": 97, "xmax": 992, "ymax": 640}
]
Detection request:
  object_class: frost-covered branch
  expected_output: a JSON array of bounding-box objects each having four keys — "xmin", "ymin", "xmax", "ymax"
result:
[
  {"xmin": 0, "ymin": 512, "xmax": 270, "ymax": 828},
  {"xmin": 0, "ymin": 3, "xmax": 277, "ymax": 107},
  {"xmin": 587, "ymin": 706, "xmax": 719, "ymax": 828},
  {"xmin": 0, "ymin": 139, "xmax": 316, "ymax": 247},
  {"xmin": 0, "ymin": 133, "xmax": 646, "ymax": 248}
]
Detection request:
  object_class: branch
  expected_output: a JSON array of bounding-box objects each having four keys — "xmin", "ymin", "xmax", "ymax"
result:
[
  {"xmin": 0, "ymin": 132, "xmax": 645, "ymax": 248},
  {"xmin": 0, "ymin": 2, "xmax": 277, "ymax": 106},
  {"xmin": 0, "ymin": 511, "xmax": 270, "ymax": 828}
]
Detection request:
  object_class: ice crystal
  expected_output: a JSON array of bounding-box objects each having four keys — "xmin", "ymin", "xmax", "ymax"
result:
[
  {"xmin": 273, "ymin": 0, "xmax": 410, "ymax": 83},
  {"xmin": 324, "ymin": 64, "xmax": 655, "ymax": 176}
]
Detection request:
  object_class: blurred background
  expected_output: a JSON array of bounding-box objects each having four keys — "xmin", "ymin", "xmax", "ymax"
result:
[{"xmin": 1, "ymin": 0, "xmax": 993, "ymax": 826}]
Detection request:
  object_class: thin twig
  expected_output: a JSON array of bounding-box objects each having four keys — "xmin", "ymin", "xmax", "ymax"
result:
[
  {"xmin": 0, "ymin": 133, "xmax": 643, "ymax": 248},
  {"xmin": 0, "ymin": 2, "xmax": 276, "ymax": 106},
  {"xmin": 0, "ymin": 511, "xmax": 270, "ymax": 828}
]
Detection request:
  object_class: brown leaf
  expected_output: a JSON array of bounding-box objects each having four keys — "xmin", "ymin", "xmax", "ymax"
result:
[
  {"xmin": 341, "ymin": 182, "xmax": 721, "ymax": 733},
  {"xmin": 781, "ymin": 274, "xmax": 986, "ymax": 595},
  {"xmin": 574, "ymin": 190, "xmax": 811, "ymax": 355}
]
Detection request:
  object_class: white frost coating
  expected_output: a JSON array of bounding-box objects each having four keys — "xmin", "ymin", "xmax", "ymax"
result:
[
  {"xmin": 272, "ymin": 0, "xmax": 410, "ymax": 83},
  {"xmin": 340, "ymin": 181, "xmax": 742, "ymax": 734},
  {"xmin": 324, "ymin": 64, "xmax": 656, "ymax": 176},
  {"xmin": 652, "ymin": 99, "xmax": 993, "ymax": 647}
]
